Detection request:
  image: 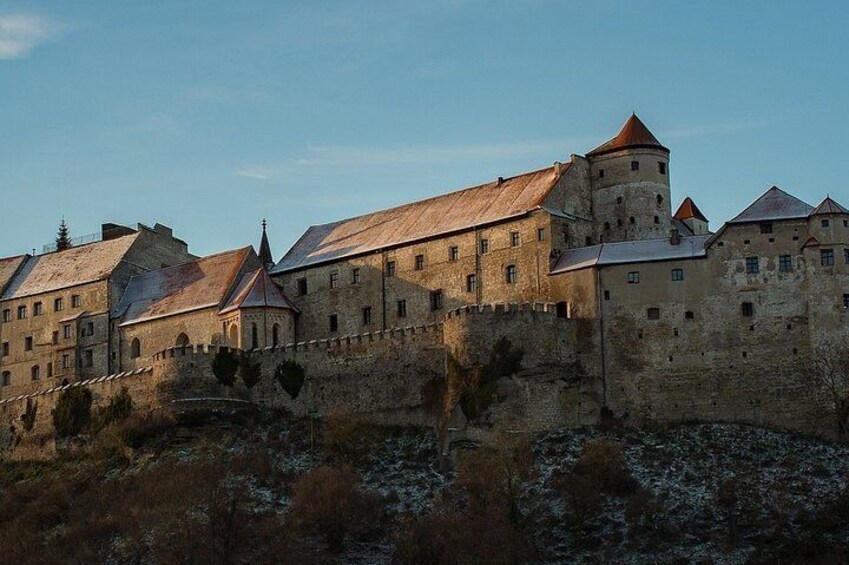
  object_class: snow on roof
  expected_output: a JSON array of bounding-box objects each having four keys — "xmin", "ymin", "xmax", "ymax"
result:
[
  {"xmin": 272, "ymin": 165, "xmax": 564, "ymax": 273},
  {"xmin": 0, "ymin": 255, "xmax": 28, "ymax": 296},
  {"xmin": 728, "ymin": 186, "xmax": 814, "ymax": 224},
  {"xmin": 219, "ymin": 268, "xmax": 298, "ymax": 315},
  {"xmin": 2, "ymin": 234, "xmax": 141, "ymax": 301},
  {"xmin": 114, "ymin": 247, "xmax": 253, "ymax": 327},
  {"xmin": 550, "ymin": 234, "xmax": 711, "ymax": 275}
]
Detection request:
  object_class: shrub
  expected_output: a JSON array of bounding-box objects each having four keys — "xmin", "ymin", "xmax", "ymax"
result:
[
  {"xmin": 52, "ymin": 387, "xmax": 93, "ymax": 438},
  {"xmin": 20, "ymin": 398, "xmax": 38, "ymax": 432},
  {"xmin": 117, "ymin": 411, "xmax": 176, "ymax": 449},
  {"xmin": 322, "ymin": 413, "xmax": 382, "ymax": 463},
  {"xmin": 287, "ymin": 464, "xmax": 382, "ymax": 551},
  {"xmin": 212, "ymin": 349, "xmax": 239, "ymax": 387},
  {"xmin": 239, "ymin": 357, "xmax": 262, "ymax": 389},
  {"xmin": 572, "ymin": 438, "xmax": 636, "ymax": 496},
  {"xmin": 92, "ymin": 388, "xmax": 134, "ymax": 433},
  {"xmin": 275, "ymin": 360, "xmax": 306, "ymax": 399}
]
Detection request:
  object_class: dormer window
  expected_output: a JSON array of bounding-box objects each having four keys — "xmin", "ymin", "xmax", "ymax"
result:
[{"xmin": 631, "ymin": 161, "xmax": 640, "ymax": 171}]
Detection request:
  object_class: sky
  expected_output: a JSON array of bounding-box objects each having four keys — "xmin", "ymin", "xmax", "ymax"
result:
[{"xmin": 1, "ymin": 0, "xmax": 848, "ymax": 259}]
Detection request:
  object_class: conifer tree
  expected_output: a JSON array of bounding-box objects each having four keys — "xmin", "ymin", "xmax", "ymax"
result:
[{"xmin": 56, "ymin": 219, "xmax": 71, "ymax": 251}]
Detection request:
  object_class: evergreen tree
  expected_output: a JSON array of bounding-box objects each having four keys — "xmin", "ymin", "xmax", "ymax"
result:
[{"xmin": 56, "ymin": 219, "xmax": 72, "ymax": 251}]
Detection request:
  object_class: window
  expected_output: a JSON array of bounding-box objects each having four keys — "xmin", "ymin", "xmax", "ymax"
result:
[
  {"xmin": 329, "ymin": 315, "xmax": 338, "ymax": 332},
  {"xmin": 297, "ymin": 278, "xmax": 308, "ymax": 296},
  {"xmin": 822, "ymin": 249, "xmax": 835, "ymax": 266},
  {"xmin": 17, "ymin": 306, "xmax": 26, "ymax": 320},
  {"xmin": 845, "ymin": 220, "xmax": 848, "ymax": 228},
  {"xmin": 1, "ymin": 342, "xmax": 8, "ymax": 357},
  {"xmin": 685, "ymin": 311, "xmax": 694, "ymax": 320},
  {"xmin": 85, "ymin": 322, "xmax": 94, "ymax": 337},
  {"xmin": 480, "ymin": 239, "xmax": 489, "ymax": 254},
  {"xmin": 449, "ymin": 246, "xmax": 459, "ymax": 261},
  {"xmin": 1, "ymin": 372, "xmax": 10, "ymax": 386},
  {"xmin": 844, "ymin": 294, "xmax": 849, "ymax": 309},
  {"xmin": 466, "ymin": 274, "xmax": 477, "ymax": 294},
  {"xmin": 54, "ymin": 297, "xmax": 63, "ymax": 312},
  {"xmin": 510, "ymin": 232, "xmax": 520, "ymax": 247},
  {"xmin": 47, "ymin": 363, "xmax": 53, "ymax": 378},
  {"xmin": 647, "ymin": 308, "xmax": 660, "ymax": 320},
  {"xmin": 745, "ymin": 256, "xmax": 759, "ymax": 274},
  {"xmin": 537, "ymin": 228, "xmax": 545, "ymax": 241},
  {"xmin": 397, "ymin": 300, "xmax": 407, "ymax": 318},
  {"xmin": 779, "ymin": 255, "xmax": 793, "ymax": 272},
  {"xmin": 1, "ymin": 309, "xmax": 9, "ymax": 323},
  {"xmin": 25, "ymin": 336, "xmax": 33, "ymax": 351},
  {"xmin": 84, "ymin": 350, "xmax": 93, "ymax": 368},
  {"xmin": 627, "ymin": 271, "xmax": 640, "ymax": 284},
  {"xmin": 131, "ymin": 338, "xmax": 141, "ymax": 359},
  {"xmin": 658, "ymin": 162, "xmax": 666, "ymax": 175},
  {"xmin": 629, "ymin": 216, "xmax": 635, "ymax": 225},
  {"xmin": 598, "ymin": 169, "xmax": 605, "ymax": 178},
  {"xmin": 430, "ymin": 290, "xmax": 443, "ymax": 311},
  {"xmin": 251, "ymin": 324, "xmax": 259, "ymax": 350},
  {"xmin": 671, "ymin": 268, "xmax": 684, "ymax": 281},
  {"xmin": 61, "ymin": 354, "xmax": 70, "ymax": 370},
  {"xmin": 415, "ymin": 254, "xmax": 425, "ymax": 270},
  {"xmin": 631, "ymin": 160, "xmax": 640, "ymax": 171},
  {"xmin": 71, "ymin": 295, "xmax": 81, "ymax": 308},
  {"xmin": 617, "ymin": 196, "xmax": 623, "ymax": 204},
  {"xmin": 506, "ymin": 265, "xmax": 517, "ymax": 284},
  {"xmin": 351, "ymin": 268, "xmax": 360, "ymax": 284},
  {"xmin": 654, "ymin": 216, "xmax": 659, "ymax": 224},
  {"xmin": 603, "ymin": 290, "xmax": 610, "ymax": 300},
  {"xmin": 845, "ymin": 249, "xmax": 849, "ymax": 264},
  {"xmin": 176, "ymin": 333, "xmax": 189, "ymax": 348},
  {"xmin": 585, "ymin": 236, "xmax": 593, "ymax": 246},
  {"xmin": 759, "ymin": 222, "xmax": 773, "ymax": 234},
  {"xmin": 604, "ymin": 222, "xmax": 611, "ymax": 231},
  {"xmin": 272, "ymin": 324, "xmax": 280, "ymax": 348},
  {"xmin": 31, "ymin": 365, "xmax": 40, "ymax": 381},
  {"xmin": 33, "ymin": 302, "xmax": 43, "ymax": 316},
  {"xmin": 822, "ymin": 219, "xmax": 830, "ymax": 228},
  {"xmin": 362, "ymin": 307, "xmax": 372, "ymax": 326},
  {"xmin": 741, "ymin": 302, "xmax": 754, "ymax": 317},
  {"xmin": 329, "ymin": 272, "xmax": 338, "ymax": 289},
  {"xmin": 52, "ymin": 331, "xmax": 58, "ymax": 345},
  {"xmin": 63, "ymin": 324, "xmax": 72, "ymax": 339},
  {"xmin": 386, "ymin": 261, "xmax": 396, "ymax": 277}
]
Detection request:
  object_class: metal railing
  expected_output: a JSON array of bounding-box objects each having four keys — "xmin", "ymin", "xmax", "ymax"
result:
[{"xmin": 41, "ymin": 232, "xmax": 102, "ymax": 254}]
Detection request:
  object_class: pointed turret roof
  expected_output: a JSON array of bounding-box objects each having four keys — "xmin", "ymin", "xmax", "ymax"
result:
[
  {"xmin": 259, "ymin": 219, "xmax": 274, "ymax": 270},
  {"xmin": 587, "ymin": 113, "xmax": 668, "ymax": 157},
  {"xmin": 674, "ymin": 197, "xmax": 708, "ymax": 223},
  {"xmin": 728, "ymin": 186, "xmax": 813, "ymax": 224},
  {"xmin": 810, "ymin": 196, "xmax": 849, "ymax": 216},
  {"xmin": 219, "ymin": 268, "xmax": 298, "ymax": 315}
]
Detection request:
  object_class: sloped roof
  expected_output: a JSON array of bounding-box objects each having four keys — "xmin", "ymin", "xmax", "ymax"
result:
[
  {"xmin": 259, "ymin": 220, "xmax": 274, "ymax": 269},
  {"xmin": 810, "ymin": 197, "xmax": 849, "ymax": 216},
  {"xmin": 0, "ymin": 255, "xmax": 29, "ymax": 296},
  {"xmin": 2, "ymin": 234, "xmax": 141, "ymax": 300},
  {"xmin": 219, "ymin": 268, "xmax": 298, "ymax": 315},
  {"xmin": 550, "ymin": 234, "xmax": 711, "ymax": 275},
  {"xmin": 674, "ymin": 197, "xmax": 708, "ymax": 222},
  {"xmin": 272, "ymin": 165, "xmax": 565, "ymax": 273},
  {"xmin": 728, "ymin": 186, "xmax": 814, "ymax": 224},
  {"xmin": 114, "ymin": 247, "xmax": 252, "ymax": 327},
  {"xmin": 587, "ymin": 114, "xmax": 668, "ymax": 157}
]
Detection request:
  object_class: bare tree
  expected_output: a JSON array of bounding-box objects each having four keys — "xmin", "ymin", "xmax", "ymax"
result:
[{"xmin": 812, "ymin": 338, "xmax": 849, "ymax": 437}]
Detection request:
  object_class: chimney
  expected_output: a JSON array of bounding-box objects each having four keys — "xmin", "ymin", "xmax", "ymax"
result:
[
  {"xmin": 669, "ymin": 228, "xmax": 681, "ymax": 246},
  {"xmin": 554, "ymin": 161, "xmax": 563, "ymax": 176},
  {"xmin": 496, "ymin": 176, "xmax": 504, "ymax": 185}
]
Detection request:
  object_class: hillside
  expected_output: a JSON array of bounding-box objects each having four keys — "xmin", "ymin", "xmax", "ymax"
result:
[{"xmin": 1, "ymin": 410, "xmax": 848, "ymax": 564}]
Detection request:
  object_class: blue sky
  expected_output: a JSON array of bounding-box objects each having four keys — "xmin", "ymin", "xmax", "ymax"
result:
[{"xmin": 1, "ymin": 0, "xmax": 847, "ymax": 258}]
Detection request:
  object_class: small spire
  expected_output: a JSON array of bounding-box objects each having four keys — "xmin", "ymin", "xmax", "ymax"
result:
[{"xmin": 259, "ymin": 219, "xmax": 274, "ymax": 271}]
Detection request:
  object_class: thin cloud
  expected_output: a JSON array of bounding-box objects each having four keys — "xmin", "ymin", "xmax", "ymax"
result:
[
  {"xmin": 0, "ymin": 14, "xmax": 59, "ymax": 59},
  {"xmin": 237, "ymin": 168, "xmax": 273, "ymax": 180}
]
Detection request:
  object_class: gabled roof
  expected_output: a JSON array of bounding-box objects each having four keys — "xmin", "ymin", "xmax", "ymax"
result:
[
  {"xmin": 114, "ymin": 247, "xmax": 253, "ymax": 327},
  {"xmin": 2, "ymin": 234, "xmax": 141, "ymax": 301},
  {"xmin": 728, "ymin": 186, "xmax": 814, "ymax": 224},
  {"xmin": 674, "ymin": 197, "xmax": 708, "ymax": 223},
  {"xmin": 550, "ymin": 234, "xmax": 711, "ymax": 275},
  {"xmin": 810, "ymin": 197, "xmax": 849, "ymax": 216},
  {"xmin": 587, "ymin": 114, "xmax": 668, "ymax": 157},
  {"xmin": 0, "ymin": 255, "xmax": 29, "ymax": 296},
  {"xmin": 220, "ymin": 268, "xmax": 298, "ymax": 315},
  {"xmin": 272, "ymin": 165, "xmax": 566, "ymax": 273}
]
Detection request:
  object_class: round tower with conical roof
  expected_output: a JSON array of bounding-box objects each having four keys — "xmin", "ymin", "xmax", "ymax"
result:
[{"xmin": 586, "ymin": 114, "xmax": 672, "ymax": 243}]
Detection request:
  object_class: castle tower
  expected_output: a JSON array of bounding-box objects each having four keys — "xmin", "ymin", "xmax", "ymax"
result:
[
  {"xmin": 587, "ymin": 114, "xmax": 672, "ymax": 243},
  {"xmin": 674, "ymin": 197, "xmax": 710, "ymax": 235},
  {"xmin": 259, "ymin": 219, "xmax": 274, "ymax": 271}
]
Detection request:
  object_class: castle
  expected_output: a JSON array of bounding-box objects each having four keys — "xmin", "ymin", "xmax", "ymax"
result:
[{"xmin": 2, "ymin": 114, "xmax": 848, "ymax": 449}]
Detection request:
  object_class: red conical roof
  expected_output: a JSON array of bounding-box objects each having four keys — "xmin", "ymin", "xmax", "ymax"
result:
[
  {"xmin": 587, "ymin": 114, "xmax": 668, "ymax": 156},
  {"xmin": 674, "ymin": 197, "xmax": 708, "ymax": 222}
]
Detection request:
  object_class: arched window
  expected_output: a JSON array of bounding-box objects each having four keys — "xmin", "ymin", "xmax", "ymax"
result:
[
  {"xmin": 130, "ymin": 338, "xmax": 141, "ymax": 359},
  {"xmin": 1, "ymin": 371, "xmax": 10, "ymax": 386},
  {"xmin": 272, "ymin": 324, "xmax": 280, "ymax": 348},
  {"xmin": 175, "ymin": 333, "xmax": 190, "ymax": 348},
  {"xmin": 604, "ymin": 221, "xmax": 610, "ymax": 231},
  {"xmin": 251, "ymin": 324, "xmax": 259, "ymax": 350},
  {"xmin": 31, "ymin": 365, "xmax": 40, "ymax": 381}
]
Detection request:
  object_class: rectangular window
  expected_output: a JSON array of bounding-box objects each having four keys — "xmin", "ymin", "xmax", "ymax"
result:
[
  {"xmin": 480, "ymin": 239, "xmax": 489, "ymax": 254},
  {"xmin": 328, "ymin": 314, "xmax": 338, "ymax": 332},
  {"xmin": 658, "ymin": 162, "xmax": 667, "ymax": 175},
  {"xmin": 627, "ymin": 271, "xmax": 640, "ymax": 284},
  {"xmin": 537, "ymin": 228, "xmax": 546, "ymax": 241},
  {"xmin": 17, "ymin": 306, "xmax": 26, "ymax": 320},
  {"xmin": 24, "ymin": 336, "xmax": 32, "ymax": 351},
  {"xmin": 54, "ymin": 297, "xmax": 63, "ymax": 312},
  {"xmin": 1, "ymin": 372, "xmax": 9, "ymax": 386},
  {"xmin": 779, "ymin": 255, "xmax": 793, "ymax": 272},
  {"xmin": 822, "ymin": 249, "xmax": 835, "ymax": 266},
  {"xmin": 415, "ymin": 254, "xmax": 425, "ymax": 270},
  {"xmin": 61, "ymin": 354, "xmax": 70, "ymax": 370},
  {"xmin": 47, "ymin": 363, "xmax": 53, "ymax": 378},
  {"xmin": 430, "ymin": 290, "xmax": 443, "ymax": 311},
  {"xmin": 845, "ymin": 249, "xmax": 849, "ymax": 264},
  {"xmin": 741, "ymin": 302, "xmax": 754, "ymax": 317},
  {"xmin": 71, "ymin": 295, "xmax": 81, "ymax": 308},
  {"xmin": 33, "ymin": 302, "xmax": 43, "ymax": 316},
  {"xmin": 510, "ymin": 232, "xmax": 520, "ymax": 247},
  {"xmin": 671, "ymin": 268, "xmax": 684, "ymax": 282},
  {"xmin": 386, "ymin": 261, "xmax": 396, "ymax": 277},
  {"xmin": 1, "ymin": 342, "xmax": 8, "ymax": 357},
  {"xmin": 598, "ymin": 169, "xmax": 605, "ymax": 178},
  {"xmin": 822, "ymin": 219, "xmax": 830, "ymax": 228},
  {"xmin": 506, "ymin": 265, "xmax": 518, "ymax": 284},
  {"xmin": 84, "ymin": 350, "xmax": 93, "ymax": 368},
  {"xmin": 466, "ymin": 274, "xmax": 477, "ymax": 293},
  {"xmin": 397, "ymin": 300, "xmax": 407, "ymax": 318},
  {"xmin": 1, "ymin": 309, "xmax": 9, "ymax": 323},
  {"xmin": 647, "ymin": 307, "xmax": 660, "ymax": 320},
  {"xmin": 759, "ymin": 222, "xmax": 773, "ymax": 234},
  {"xmin": 745, "ymin": 256, "xmax": 759, "ymax": 274},
  {"xmin": 297, "ymin": 278, "xmax": 308, "ymax": 296},
  {"xmin": 449, "ymin": 246, "xmax": 459, "ymax": 262},
  {"xmin": 362, "ymin": 307, "xmax": 372, "ymax": 326},
  {"xmin": 52, "ymin": 331, "xmax": 58, "ymax": 345},
  {"xmin": 844, "ymin": 294, "xmax": 849, "ymax": 309},
  {"xmin": 631, "ymin": 160, "xmax": 640, "ymax": 171},
  {"xmin": 329, "ymin": 272, "xmax": 338, "ymax": 289},
  {"xmin": 351, "ymin": 268, "xmax": 360, "ymax": 284},
  {"xmin": 86, "ymin": 322, "xmax": 94, "ymax": 337},
  {"xmin": 63, "ymin": 324, "xmax": 72, "ymax": 339}
]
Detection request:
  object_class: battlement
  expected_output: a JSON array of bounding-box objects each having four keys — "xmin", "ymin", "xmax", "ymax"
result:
[
  {"xmin": 445, "ymin": 301, "xmax": 563, "ymax": 320},
  {"xmin": 0, "ymin": 368, "xmax": 153, "ymax": 407}
]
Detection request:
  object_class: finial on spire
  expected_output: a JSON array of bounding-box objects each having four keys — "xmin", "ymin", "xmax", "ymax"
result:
[{"xmin": 262, "ymin": 218, "xmax": 267, "ymax": 231}]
